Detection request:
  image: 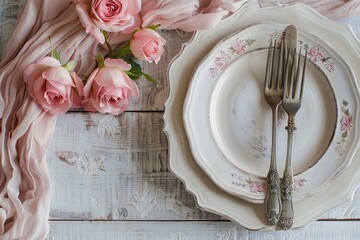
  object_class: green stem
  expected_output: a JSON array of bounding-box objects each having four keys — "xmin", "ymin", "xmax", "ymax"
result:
[
  {"xmin": 102, "ymin": 30, "xmax": 114, "ymax": 58},
  {"xmin": 106, "ymin": 39, "xmax": 114, "ymax": 58}
]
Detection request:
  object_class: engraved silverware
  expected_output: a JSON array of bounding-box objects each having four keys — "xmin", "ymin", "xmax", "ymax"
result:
[
  {"xmin": 264, "ymin": 39, "xmax": 285, "ymax": 225},
  {"xmin": 278, "ymin": 47, "xmax": 307, "ymax": 230}
]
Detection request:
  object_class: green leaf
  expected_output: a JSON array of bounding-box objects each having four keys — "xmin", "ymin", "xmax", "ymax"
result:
[
  {"xmin": 51, "ymin": 48, "xmax": 61, "ymax": 61},
  {"xmin": 142, "ymin": 72, "xmax": 157, "ymax": 84},
  {"xmin": 63, "ymin": 60, "xmax": 77, "ymax": 72},
  {"xmin": 116, "ymin": 42, "xmax": 132, "ymax": 58},
  {"xmin": 342, "ymin": 131, "xmax": 348, "ymax": 138},
  {"xmin": 123, "ymin": 56, "xmax": 143, "ymax": 80},
  {"xmin": 125, "ymin": 70, "xmax": 142, "ymax": 80},
  {"xmin": 96, "ymin": 53, "xmax": 105, "ymax": 68},
  {"xmin": 49, "ymin": 36, "xmax": 61, "ymax": 61},
  {"xmin": 321, "ymin": 57, "xmax": 331, "ymax": 63},
  {"xmin": 245, "ymin": 38, "xmax": 256, "ymax": 46},
  {"xmin": 146, "ymin": 24, "xmax": 161, "ymax": 31}
]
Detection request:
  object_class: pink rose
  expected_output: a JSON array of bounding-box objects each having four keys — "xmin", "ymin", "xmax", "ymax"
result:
[
  {"xmin": 23, "ymin": 57, "xmax": 81, "ymax": 115},
  {"xmin": 340, "ymin": 114, "xmax": 352, "ymax": 131},
  {"xmin": 249, "ymin": 181, "xmax": 265, "ymax": 193},
  {"xmin": 130, "ymin": 28, "xmax": 166, "ymax": 64},
  {"xmin": 83, "ymin": 58, "xmax": 139, "ymax": 115},
  {"xmin": 75, "ymin": 0, "xmax": 141, "ymax": 44},
  {"xmin": 335, "ymin": 144, "xmax": 346, "ymax": 156}
]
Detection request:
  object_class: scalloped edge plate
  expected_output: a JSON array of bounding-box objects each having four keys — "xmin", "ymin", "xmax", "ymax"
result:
[{"xmin": 164, "ymin": 2, "xmax": 360, "ymax": 230}]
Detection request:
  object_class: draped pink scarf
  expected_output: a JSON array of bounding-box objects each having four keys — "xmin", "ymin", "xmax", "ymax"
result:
[{"xmin": 0, "ymin": 0, "xmax": 358, "ymax": 239}]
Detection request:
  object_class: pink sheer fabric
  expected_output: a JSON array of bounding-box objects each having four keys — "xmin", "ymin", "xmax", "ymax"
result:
[
  {"xmin": 0, "ymin": 1, "xmax": 98, "ymax": 239},
  {"xmin": 0, "ymin": 0, "xmax": 358, "ymax": 239},
  {"xmin": 298, "ymin": 0, "xmax": 360, "ymax": 19},
  {"xmin": 140, "ymin": 0, "xmax": 246, "ymax": 31},
  {"xmin": 256, "ymin": 0, "xmax": 360, "ymax": 19}
]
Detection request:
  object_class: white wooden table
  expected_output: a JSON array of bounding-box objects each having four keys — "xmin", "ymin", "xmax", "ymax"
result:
[{"xmin": 2, "ymin": 1, "xmax": 360, "ymax": 239}]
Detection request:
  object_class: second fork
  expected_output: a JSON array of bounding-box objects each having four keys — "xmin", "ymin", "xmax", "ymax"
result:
[{"xmin": 278, "ymin": 47, "xmax": 307, "ymax": 230}]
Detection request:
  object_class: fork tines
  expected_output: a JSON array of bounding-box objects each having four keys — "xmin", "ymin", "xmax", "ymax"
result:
[
  {"xmin": 283, "ymin": 48, "xmax": 307, "ymax": 101},
  {"xmin": 265, "ymin": 40, "xmax": 285, "ymax": 91}
]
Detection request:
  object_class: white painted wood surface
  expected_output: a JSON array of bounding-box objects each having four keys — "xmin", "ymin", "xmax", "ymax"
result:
[
  {"xmin": 2, "ymin": 1, "xmax": 360, "ymax": 239},
  {"xmin": 45, "ymin": 221, "xmax": 360, "ymax": 240}
]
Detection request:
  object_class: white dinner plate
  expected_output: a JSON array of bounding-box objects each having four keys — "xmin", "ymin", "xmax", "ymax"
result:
[
  {"xmin": 164, "ymin": 2, "xmax": 360, "ymax": 230},
  {"xmin": 183, "ymin": 22, "xmax": 360, "ymax": 203}
]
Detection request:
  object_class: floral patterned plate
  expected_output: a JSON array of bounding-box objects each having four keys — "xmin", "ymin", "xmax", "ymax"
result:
[{"xmin": 183, "ymin": 22, "xmax": 360, "ymax": 203}]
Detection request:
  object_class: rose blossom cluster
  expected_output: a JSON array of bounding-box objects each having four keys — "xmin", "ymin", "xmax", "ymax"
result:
[{"xmin": 23, "ymin": 0, "xmax": 166, "ymax": 116}]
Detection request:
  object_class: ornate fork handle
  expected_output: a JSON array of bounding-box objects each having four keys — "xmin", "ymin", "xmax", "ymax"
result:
[
  {"xmin": 278, "ymin": 113, "xmax": 296, "ymax": 230},
  {"xmin": 264, "ymin": 104, "xmax": 282, "ymax": 225}
]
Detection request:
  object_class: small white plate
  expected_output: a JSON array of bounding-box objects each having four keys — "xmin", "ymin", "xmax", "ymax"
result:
[{"xmin": 183, "ymin": 22, "xmax": 360, "ymax": 203}]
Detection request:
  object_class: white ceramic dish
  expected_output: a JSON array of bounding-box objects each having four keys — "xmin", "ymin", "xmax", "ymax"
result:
[
  {"xmin": 164, "ymin": 2, "xmax": 360, "ymax": 230},
  {"xmin": 183, "ymin": 22, "xmax": 360, "ymax": 203}
]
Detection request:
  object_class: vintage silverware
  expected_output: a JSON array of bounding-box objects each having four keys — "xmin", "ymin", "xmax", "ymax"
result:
[
  {"xmin": 264, "ymin": 39, "xmax": 285, "ymax": 225},
  {"xmin": 284, "ymin": 25, "xmax": 298, "ymax": 70},
  {"xmin": 278, "ymin": 47, "xmax": 307, "ymax": 230}
]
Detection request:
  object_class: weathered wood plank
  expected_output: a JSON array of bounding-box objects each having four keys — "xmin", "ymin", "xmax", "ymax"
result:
[
  {"xmin": 46, "ymin": 220, "xmax": 360, "ymax": 240},
  {"xmin": 48, "ymin": 112, "xmax": 360, "ymax": 221},
  {"xmin": 0, "ymin": 0, "xmax": 26, "ymax": 58},
  {"xmin": 48, "ymin": 112, "xmax": 220, "ymax": 221}
]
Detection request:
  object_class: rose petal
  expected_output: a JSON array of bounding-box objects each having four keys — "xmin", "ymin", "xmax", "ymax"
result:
[
  {"xmin": 37, "ymin": 56, "xmax": 62, "ymax": 67},
  {"xmin": 104, "ymin": 58, "xmax": 131, "ymax": 71},
  {"xmin": 75, "ymin": 2, "xmax": 105, "ymax": 44},
  {"xmin": 42, "ymin": 66, "xmax": 75, "ymax": 86},
  {"xmin": 95, "ymin": 67, "xmax": 133, "ymax": 88},
  {"xmin": 45, "ymin": 81, "xmax": 68, "ymax": 98},
  {"xmin": 83, "ymin": 68, "xmax": 99, "ymax": 97},
  {"xmin": 71, "ymin": 72, "xmax": 84, "ymax": 97},
  {"xmin": 90, "ymin": 0, "xmax": 141, "ymax": 32},
  {"xmin": 23, "ymin": 64, "xmax": 48, "ymax": 84}
]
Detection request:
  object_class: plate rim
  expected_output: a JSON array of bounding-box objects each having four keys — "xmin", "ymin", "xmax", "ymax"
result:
[
  {"xmin": 182, "ymin": 21, "xmax": 359, "ymax": 202},
  {"xmin": 163, "ymin": 2, "xmax": 360, "ymax": 230}
]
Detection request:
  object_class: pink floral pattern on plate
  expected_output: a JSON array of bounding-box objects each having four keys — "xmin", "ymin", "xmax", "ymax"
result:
[
  {"xmin": 269, "ymin": 30, "xmax": 283, "ymax": 46},
  {"xmin": 231, "ymin": 173, "xmax": 307, "ymax": 194},
  {"xmin": 267, "ymin": 32, "xmax": 335, "ymax": 73},
  {"xmin": 209, "ymin": 37, "xmax": 255, "ymax": 78},
  {"xmin": 298, "ymin": 40, "xmax": 335, "ymax": 72},
  {"xmin": 335, "ymin": 100, "xmax": 353, "ymax": 156}
]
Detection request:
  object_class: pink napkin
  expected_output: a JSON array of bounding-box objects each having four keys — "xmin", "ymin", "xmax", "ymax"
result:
[{"xmin": 0, "ymin": 0, "xmax": 358, "ymax": 239}]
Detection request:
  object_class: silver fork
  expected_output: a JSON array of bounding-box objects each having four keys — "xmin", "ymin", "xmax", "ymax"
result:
[
  {"xmin": 278, "ymin": 48, "xmax": 307, "ymax": 230},
  {"xmin": 264, "ymin": 39, "xmax": 285, "ymax": 225}
]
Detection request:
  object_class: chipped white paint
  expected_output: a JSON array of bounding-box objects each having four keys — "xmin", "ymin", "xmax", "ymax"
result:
[
  {"xmin": 170, "ymin": 233, "xmax": 188, "ymax": 240},
  {"xmin": 133, "ymin": 182, "xmax": 156, "ymax": 219},
  {"xmin": 97, "ymin": 115, "xmax": 121, "ymax": 139},
  {"xmin": 217, "ymin": 229, "xmax": 233, "ymax": 240},
  {"xmin": 107, "ymin": 206, "xmax": 128, "ymax": 220},
  {"xmin": 47, "ymin": 221, "xmax": 360, "ymax": 239},
  {"xmin": 164, "ymin": 192, "xmax": 196, "ymax": 219},
  {"xmin": 56, "ymin": 151, "xmax": 105, "ymax": 175},
  {"xmin": 91, "ymin": 197, "xmax": 99, "ymax": 209},
  {"xmin": 261, "ymin": 230, "xmax": 306, "ymax": 240}
]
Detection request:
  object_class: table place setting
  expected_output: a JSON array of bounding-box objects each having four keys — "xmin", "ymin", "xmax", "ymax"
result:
[
  {"xmin": 164, "ymin": 2, "xmax": 360, "ymax": 231},
  {"xmin": 2, "ymin": 0, "xmax": 360, "ymax": 239}
]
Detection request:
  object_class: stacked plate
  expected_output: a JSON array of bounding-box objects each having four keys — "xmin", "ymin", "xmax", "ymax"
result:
[{"xmin": 163, "ymin": 3, "xmax": 360, "ymax": 230}]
